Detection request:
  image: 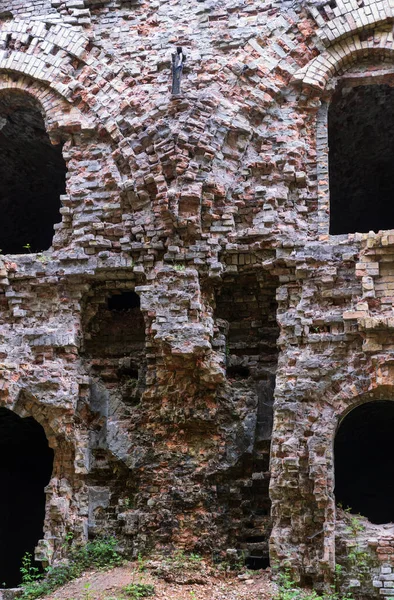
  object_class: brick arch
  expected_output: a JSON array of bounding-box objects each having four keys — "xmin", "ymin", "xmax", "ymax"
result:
[
  {"xmin": 293, "ymin": 33, "xmax": 394, "ymax": 91},
  {"xmin": 0, "ymin": 75, "xmax": 96, "ymax": 136},
  {"xmin": 313, "ymin": 384, "xmax": 394, "ymax": 501},
  {"xmin": 333, "ymin": 383, "xmax": 394, "ymax": 430},
  {"xmin": 307, "ymin": 0, "xmax": 394, "ymax": 47},
  {"xmin": 12, "ymin": 390, "xmax": 74, "ymax": 449},
  {"xmin": 0, "ymin": 41, "xmax": 120, "ymax": 144},
  {"xmin": 0, "ymin": 382, "xmax": 80, "ymax": 478},
  {"xmin": 10, "ymin": 389, "xmax": 87, "ymax": 563},
  {"xmin": 270, "ymin": 375, "xmax": 394, "ymax": 580}
]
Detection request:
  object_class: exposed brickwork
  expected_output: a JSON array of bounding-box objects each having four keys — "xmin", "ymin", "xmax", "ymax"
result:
[{"xmin": 0, "ymin": 0, "xmax": 394, "ymax": 597}]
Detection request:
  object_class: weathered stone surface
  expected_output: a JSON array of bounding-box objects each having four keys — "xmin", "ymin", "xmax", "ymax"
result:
[{"xmin": 0, "ymin": 0, "xmax": 394, "ymax": 596}]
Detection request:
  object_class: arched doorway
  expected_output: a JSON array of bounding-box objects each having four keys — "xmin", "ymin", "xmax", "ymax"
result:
[
  {"xmin": 0, "ymin": 408, "xmax": 54, "ymax": 586},
  {"xmin": 329, "ymin": 83, "xmax": 394, "ymax": 235},
  {"xmin": 0, "ymin": 90, "xmax": 66, "ymax": 254},
  {"xmin": 334, "ymin": 400, "xmax": 394, "ymax": 524}
]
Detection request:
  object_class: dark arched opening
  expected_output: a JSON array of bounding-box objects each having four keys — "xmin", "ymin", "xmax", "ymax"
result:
[
  {"xmin": 0, "ymin": 90, "xmax": 66, "ymax": 254},
  {"xmin": 335, "ymin": 400, "xmax": 394, "ymax": 524},
  {"xmin": 329, "ymin": 84, "xmax": 394, "ymax": 235},
  {"xmin": 0, "ymin": 408, "xmax": 54, "ymax": 586}
]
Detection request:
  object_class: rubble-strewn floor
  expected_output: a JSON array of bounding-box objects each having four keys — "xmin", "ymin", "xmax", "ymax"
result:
[{"xmin": 42, "ymin": 562, "xmax": 273, "ymax": 600}]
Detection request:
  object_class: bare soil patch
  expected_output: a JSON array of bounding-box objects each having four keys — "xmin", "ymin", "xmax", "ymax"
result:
[{"xmin": 42, "ymin": 561, "xmax": 273, "ymax": 600}]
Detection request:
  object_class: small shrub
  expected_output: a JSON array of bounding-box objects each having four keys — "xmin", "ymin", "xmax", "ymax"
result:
[
  {"xmin": 20, "ymin": 537, "xmax": 123, "ymax": 600},
  {"xmin": 20, "ymin": 553, "xmax": 42, "ymax": 586},
  {"xmin": 274, "ymin": 570, "xmax": 354, "ymax": 600},
  {"xmin": 122, "ymin": 583, "xmax": 155, "ymax": 599},
  {"xmin": 168, "ymin": 550, "xmax": 202, "ymax": 570},
  {"xmin": 153, "ymin": 550, "xmax": 207, "ymax": 585}
]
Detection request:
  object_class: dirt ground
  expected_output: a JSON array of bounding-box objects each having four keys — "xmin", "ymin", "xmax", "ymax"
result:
[{"xmin": 42, "ymin": 561, "xmax": 274, "ymax": 600}]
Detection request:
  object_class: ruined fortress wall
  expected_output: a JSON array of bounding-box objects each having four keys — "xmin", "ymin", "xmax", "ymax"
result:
[{"xmin": 1, "ymin": 0, "xmax": 394, "ymax": 596}]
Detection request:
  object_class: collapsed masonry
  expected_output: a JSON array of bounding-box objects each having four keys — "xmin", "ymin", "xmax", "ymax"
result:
[{"xmin": 2, "ymin": 0, "xmax": 394, "ymax": 597}]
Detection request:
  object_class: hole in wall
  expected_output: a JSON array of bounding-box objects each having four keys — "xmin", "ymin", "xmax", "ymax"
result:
[
  {"xmin": 118, "ymin": 367, "xmax": 139, "ymax": 380},
  {"xmin": 226, "ymin": 366, "xmax": 250, "ymax": 379},
  {"xmin": 108, "ymin": 291, "xmax": 141, "ymax": 311},
  {"xmin": 0, "ymin": 408, "xmax": 53, "ymax": 586},
  {"xmin": 213, "ymin": 271, "xmax": 278, "ymax": 566},
  {"xmin": 335, "ymin": 400, "xmax": 394, "ymax": 524},
  {"xmin": 329, "ymin": 84, "xmax": 394, "ymax": 235},
  {"xmin": 215, "ymin": 272, "xmax": 279, "ymax": 372},
  {"xmin": 83, "ymin": 287, "xmax": 146, "ymax": 421},
  {"xmin": 0, "ymin": 90, "xmax": 66, "ymax": 254},
  {"xmin": 84, "ymin": 290, "xmax": 145, "ymax": 358},
  {"xmin": 245, "ymin": 555, "xmax": 270, "ymax": 570}
]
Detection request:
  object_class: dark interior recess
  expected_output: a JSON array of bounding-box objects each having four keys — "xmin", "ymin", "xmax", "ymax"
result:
[
  {"xmin": 245, "ymin": 555, "xmax": 270, "ymax": 570},
  {"xmin": 215, "ymin": 272, "xmax": 279, "ymax": 379},
  {"xmin": 226, "ymin": 365, "xmax": 251, "ymax": 379},
  {"xmin": 0, "ymin": 91, "xmax": 66, "ymax": 254},
  {"xmin": 83, "ymin": 287, "xmax": 146, "ymax": 535},
  {"xmin": 0, "ymin": 408, "xmax": 53, "ymax": 586},
  {"xmin": 213, "ymin": 272, "xmax": 278, "ymax": 568},
  {"xmin": 329, "ymin": 84, "xmax": 394, "ymax": 235},
  {"xmin": 107, "ymin": 291, "xmax": 140, "ymax": 311},
  {"xmin": 84, "ymin": 291, "xmax": 145, "ymax": 358},
  {"xmin": 335, "ymin": 400, "xmax": 394, "ymax": 524}
]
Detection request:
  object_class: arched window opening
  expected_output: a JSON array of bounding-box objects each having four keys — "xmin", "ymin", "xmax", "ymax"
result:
[
  {"xmin": 329, "ymin": 84, "xmax": 394, "ymax": 235},
  {"xmin": 335, "ymin": 400, "xmax": 394, "ymax": 524},
  {"xmin": 0, "ymin": 91, "xmax": 66, "ymax": 254},
  {"xmin": 0, "ymin": 408, "xmax": 53, "ymax": 586}
]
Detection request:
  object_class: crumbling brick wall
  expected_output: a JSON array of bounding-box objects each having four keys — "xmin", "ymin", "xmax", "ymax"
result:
[{"xmin": 2, "ymin": 0, "xmax": 394, "ymax": 597}]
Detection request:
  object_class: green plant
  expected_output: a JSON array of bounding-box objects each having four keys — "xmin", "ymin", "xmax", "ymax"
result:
[
  {"xmin": 310, "ymin": 326, "xmax": 321, "ymax": 333},
  {"xmin": 154, "ymin": 550, "xmax": 204, "ymax": 582},
  {"xmin": 275, "ymin": 571, "xmax": 307, "ymax": 600},
  {"xmin": 137, "ymin": 553, "xmax": 147, "ymax": 573},
  {"xmin": 63, "ymin": 532, "xmax": 74, "ymax": 548},
  {"xmin": 20, "ymin": 553, "xmax": 41, "ymax": 586},
  {"xmin": 23, "ymin": 243, "xmax": 32, "ymax": 253},
  {"xmin": 214, "ymin": 549, "xmax": 247, "ymax": 574},
  {"xmin": 83, "ymin": 583, "xmax": 94, "ymax": 600},
  {"xmin": 274, "ymin": 569, "xmax": 353, "ymax": 600},
  {"xmin": 20, "ymin": 537, "xmax": 123, "ymax": 600},
  {"xmin": 36, "ymin": 254, "xmax": 49, "ymax": 264},
  {"xmin": 173, "ymin": 264, "xmax": 185, "ymax": 271},
  {"xmin": 168, "ymin": 550, "xmax": 202, "ymax": 570},
  {"xmin": 335, "ymin": 510, "xmax": 375, "ymax": 591},
  {"xmin": 122, "ymin": 583, "xmax": 155, "ymax": 599}
]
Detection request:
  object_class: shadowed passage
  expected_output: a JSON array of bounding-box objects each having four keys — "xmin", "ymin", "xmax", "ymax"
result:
[
  {"xmin": 0, "ymin": 408, "xmax": 53, "ymax": 586},
  {"xmin": 335, "ymin": 400, "xmax": 394, "ymax": 524},
  {"xmin": 329, "ymin": 84, "xmax": 394, "ymax": 235},
  {"xmin": 0, "ymin": 90, "xmax": 66, "ymax": 254}
]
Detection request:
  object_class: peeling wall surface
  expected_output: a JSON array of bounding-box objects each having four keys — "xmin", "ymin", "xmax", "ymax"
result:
[{"xmin": 2, "ymin": 0, "xmax": 394, "ymax": 595}]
